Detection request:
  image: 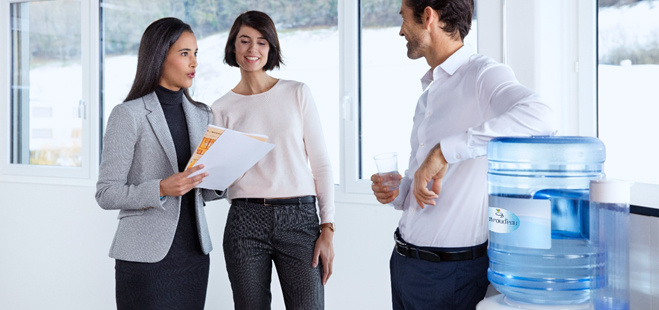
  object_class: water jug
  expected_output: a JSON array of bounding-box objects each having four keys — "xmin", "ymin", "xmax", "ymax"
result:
[{"xmin": 486, "ymin": 136, "xmax": 605, "ymax": 305}]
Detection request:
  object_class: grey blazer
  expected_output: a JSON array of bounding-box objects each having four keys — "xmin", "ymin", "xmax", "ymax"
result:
[{"xmin": 96, "ymin": 92, "xmax": 224, "ymax": 263}]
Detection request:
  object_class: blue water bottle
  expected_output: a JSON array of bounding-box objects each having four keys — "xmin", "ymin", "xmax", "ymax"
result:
[
  {"xmin": 486, "ymin": 136, "xmax": 605, "ymax": 305},
  {"xmin": 590, "ymin": 179, "xmax": 631, "ymax": 310}
]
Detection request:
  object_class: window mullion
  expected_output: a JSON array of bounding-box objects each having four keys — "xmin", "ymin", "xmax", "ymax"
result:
[
  {"xmin": 10, "ymin": 2, "xmax": 30, "ymax": 164},
  {"xmin": 339, "ymin": 0, "xmax": 370, "ymax": 195}
]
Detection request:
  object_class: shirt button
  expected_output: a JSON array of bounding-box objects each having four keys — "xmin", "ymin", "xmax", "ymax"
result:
[
  {"xmin": 426, "ymin": 111, "xmax": 431, "ymax": 116},
  {"xmin": 420, "ymin": 143, "xmax": 425, "ymax": 147},
  {"xmin": 456, "ymin": 155, "xmax": 462, "ymax": 160}
]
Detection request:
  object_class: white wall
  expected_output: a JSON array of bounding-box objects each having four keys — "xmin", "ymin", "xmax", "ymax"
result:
[
  {"xmin": 0, "ymin": 182, "xmax": 402, "ymax": 309},
  {"xmin": 2, "ymin": 183, "xmax": 659, "ymax": 309},
  {"xmin": 0, "ymin": 183, "xmax": 116, "ymax": 309}
]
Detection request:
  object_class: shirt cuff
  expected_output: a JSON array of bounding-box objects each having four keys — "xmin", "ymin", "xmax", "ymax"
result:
[
  {"xmin": 320, "ymin": 212, "xmax": 335, "ymax": 225},
  {"xmin": 440, "ymin": 132, "xmax": 470, "ymax": 164},
  {"xmin": 390, "ymin": 176, "xmax": 410, "ymax": 210},
  {"xmin": 390, "ymin": 196, "xmax": 405, "ymax": 210}
]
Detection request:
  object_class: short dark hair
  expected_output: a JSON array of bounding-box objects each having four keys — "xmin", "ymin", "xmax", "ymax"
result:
[
  {"xmin": 224, "ymin": 11, "xmax": 283, "ymax": 71},
  {"xmin": 405, "ymin": 0, "xmax": 473, "ymax": 41},
  {"xmin": 125, "ymin": 17, "xmax": 198, "ymax": 104}
]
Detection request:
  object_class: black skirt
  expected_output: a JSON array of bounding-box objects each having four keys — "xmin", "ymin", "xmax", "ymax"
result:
[{"xmin": 115, "ymin": 193, "xmax": 209, "ymax": 310}]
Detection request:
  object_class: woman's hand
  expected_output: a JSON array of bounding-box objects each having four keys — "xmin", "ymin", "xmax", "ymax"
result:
[
  {"xmin": 312, "ymin": 228, "xmax": 335, "ymax": 285},
  {"xmin": 159, "ymin": 164, "xmax": 208, "ymax": 197}
]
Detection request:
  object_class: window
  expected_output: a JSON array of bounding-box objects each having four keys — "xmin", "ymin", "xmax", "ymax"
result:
[
  {"xmin": 4, "ymin": 0, "xmax": 654, "ymax": 208},
  {"xmin": 10, "ymin": 0, "xmax": 83, "ymax": 167},
  {"xmin": 597, "ymin": 0, "xmax": 659, "ymax": 187},
  {"xmin": 350, "ymin": 0, "xmax": 478, "ymax": 191},
  {"xmin": 1, "ymin": 0, "xmax": 97, "ymax": 181},
  {"xmin": 100, "ymin": 0, "xmax": 340, "ymax": 183}
]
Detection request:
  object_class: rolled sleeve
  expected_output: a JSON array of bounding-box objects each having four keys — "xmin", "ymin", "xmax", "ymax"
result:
[{"xmin": 439, "ymin": 132, "xmax": 473, "ymax": 164}]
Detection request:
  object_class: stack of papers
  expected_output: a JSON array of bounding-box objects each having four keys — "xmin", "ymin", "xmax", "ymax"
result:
[{"xmin": 187, "ymin": 125, "xmax": 274, "ymax": 190}]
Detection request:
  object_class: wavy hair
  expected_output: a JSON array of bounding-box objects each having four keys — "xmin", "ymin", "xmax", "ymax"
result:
[{"xmin": 405, "ymin": 0, "xmax": 473, "ymax": 41}]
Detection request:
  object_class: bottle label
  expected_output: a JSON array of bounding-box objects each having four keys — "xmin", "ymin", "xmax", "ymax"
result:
[
  {"xmin": 489, "ymin": 195, "xmax": 552, "ymax": 249},
  {"xmin": 488, "ymin": 207, "xmax": 520, "ymax": 233}
]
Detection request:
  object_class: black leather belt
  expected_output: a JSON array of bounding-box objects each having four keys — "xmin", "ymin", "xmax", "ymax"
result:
[
  {"xmin": 394, "ymin": 230, "xmax": 487, "ymax": 263},
  {"xmin": 233, "ymin": 196, "xmax": 316, "ymax": 206}
]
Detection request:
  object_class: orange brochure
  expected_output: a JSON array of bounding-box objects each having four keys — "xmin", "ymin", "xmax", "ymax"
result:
[{"xmin": 186, "ymin": 125, "xmax": 268, "ymax": 169}]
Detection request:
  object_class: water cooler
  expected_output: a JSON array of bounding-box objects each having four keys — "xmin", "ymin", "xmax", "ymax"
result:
[{"xmin": 477, "ymin": 136, "xmax": 606, "ymax": 310}]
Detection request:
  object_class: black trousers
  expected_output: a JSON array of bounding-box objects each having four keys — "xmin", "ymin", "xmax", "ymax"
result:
[
  {"xmin": 390, "ymin": 247, "xmax": 489, "ymax": 310},
  {"xmin": 223, "ymin": 199, "xmax": 324, "ymax": 310}
]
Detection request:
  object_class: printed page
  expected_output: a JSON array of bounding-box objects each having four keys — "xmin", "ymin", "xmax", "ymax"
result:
[
  {"xmin": 188, "ymin": 129, "xmax": 275, "ymax": 190},
  {"xmin": 187, "ymin": 125, "xmax": 225, "ymax": 169},
  {"xmin": 187, "ymin": 125, "xmax": 268, "ymax": 169}
]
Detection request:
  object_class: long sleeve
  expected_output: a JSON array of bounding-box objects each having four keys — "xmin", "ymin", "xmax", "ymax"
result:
[
  {"xmin": 299, "ymin": 84, "xmax": 335, "ymax": 223},
  {"xmin": 440, "ymin": 63, "xmax": 557, "ymax": 164},
  {"xmin": 395, "ymin": 46, "xmax": 555, "ymax": 247},
  {"xmin": 202, "ymin": 189, "xmax": 226, "ymax": 202},
  {"xmin": 390, "ymin": 172, "xmax": 411, "ymax": 211},
  {"xmin": 95, "ymin": 105, "xmax": 163, "ymax": 210}
]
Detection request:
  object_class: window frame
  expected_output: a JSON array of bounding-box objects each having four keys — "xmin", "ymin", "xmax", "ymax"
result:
[
  {"xmin": 339, "ymin": 0, "xmax": 658, "ymax": 210},
  {"xmin": 337, "ymin": 0, "xmax": 367, "ymax": 200},
  {"xmin": 590, "ymin": 0, "xmax": 658, "ymax": 209},
  {"xmin": 0, "ymin": 0, "xmax": 656, "ymax": 209},
  {"xmin": 337, "ymin": 0, "xmax": 490, "ymax": 202},
  {"xmin": 0, "ymin": 0, "xmax": 100, "ymax": 185}
]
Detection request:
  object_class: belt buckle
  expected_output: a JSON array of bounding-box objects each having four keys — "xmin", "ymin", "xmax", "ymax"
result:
[
  {"xmin": 395, "ymin": 236, "xmax": 418, "ymax": 259},
  {"xmin": 394, "ymin": 232, "xmax": 408, "ymax": 257},
  {"xmin": 395, "ymin": 244, "xmax": 410, "ymax": 257}
]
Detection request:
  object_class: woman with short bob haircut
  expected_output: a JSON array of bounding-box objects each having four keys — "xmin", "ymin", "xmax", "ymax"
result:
[
  {"xmin": 223, "ymin": 11, "xmax": 283, "ymax": 71},
  {"xmin": 96, "ymin": 17, "xmax": 224, "ymax": 310},
  {"xmin": 212, "ymin": 10, "xmax": 335, "ymax": 310}
]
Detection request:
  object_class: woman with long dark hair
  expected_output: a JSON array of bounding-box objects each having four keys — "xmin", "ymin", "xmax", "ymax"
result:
[
  {"xmin": 96, "ymin": 17, "xmax": 223, "ymax": 310},
  {"xmin": 212, "ymin": 11, "xmax": 335, "ymax": 310}
]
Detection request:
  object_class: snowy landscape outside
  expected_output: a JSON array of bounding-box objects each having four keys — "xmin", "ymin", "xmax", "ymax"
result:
[
  {"xmin": 15, "ymin": 0, "xmax": 659, "ymax": 186},
  {"xmin": 597, "ymin": 1, "xmax": 659, "ymax": 185}
]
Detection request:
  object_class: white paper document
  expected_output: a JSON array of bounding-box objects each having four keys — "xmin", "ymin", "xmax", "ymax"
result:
[{"xmin": 188, "ymin": 129, "xmax": 274, "ymax": 190}]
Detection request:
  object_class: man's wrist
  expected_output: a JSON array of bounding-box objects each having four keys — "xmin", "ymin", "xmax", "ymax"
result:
[{"xmin": 432, "ymin": 143, "xmax": 447, "ymax": 164}]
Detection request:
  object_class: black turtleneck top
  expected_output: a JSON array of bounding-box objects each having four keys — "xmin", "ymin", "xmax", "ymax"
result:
[
  {"xmin": 156, "ymin": 86, "xmax": 191, "ymax": 172},
  {"xmin": 154, "ymin": 85, "xmax": 205, "ymax": 257}
]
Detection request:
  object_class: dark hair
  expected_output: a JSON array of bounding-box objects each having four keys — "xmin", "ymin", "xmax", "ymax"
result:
[
  {"xmin": 405, "ymin": 0, "xmax": 473, "ymax": 41},
  {"xmin": 125, "ymin": 17, "xmax": 198, "ymax": 104},
  {"xmin": 224, "ymin": 11, "xmax": 283, "ymax": 71}
]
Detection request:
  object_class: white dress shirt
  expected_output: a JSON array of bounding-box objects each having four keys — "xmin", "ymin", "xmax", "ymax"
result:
[{"xmin": 391, "ymin": 45, "xmax": 557, "ymax": 248}]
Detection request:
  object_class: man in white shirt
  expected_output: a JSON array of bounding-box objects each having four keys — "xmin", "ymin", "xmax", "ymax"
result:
[{"xmin": 370, "ymin": 0, "xmax": 557, "ymax": 309}]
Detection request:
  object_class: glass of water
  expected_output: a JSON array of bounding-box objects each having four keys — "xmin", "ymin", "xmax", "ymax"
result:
[{"xmin": 373, "ymin": 152, "xmax": 400, "ymax": 191}]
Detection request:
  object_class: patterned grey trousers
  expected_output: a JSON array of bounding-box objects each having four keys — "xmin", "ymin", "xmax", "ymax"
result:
[{"xmin": 223, "ymin": 199, "xmax": 324, "ymax": 310}]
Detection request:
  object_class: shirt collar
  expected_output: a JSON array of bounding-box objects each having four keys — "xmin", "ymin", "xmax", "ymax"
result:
[{"xmin": 420, "ymin": 44, "xmax": 476, "ymax": 89}]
